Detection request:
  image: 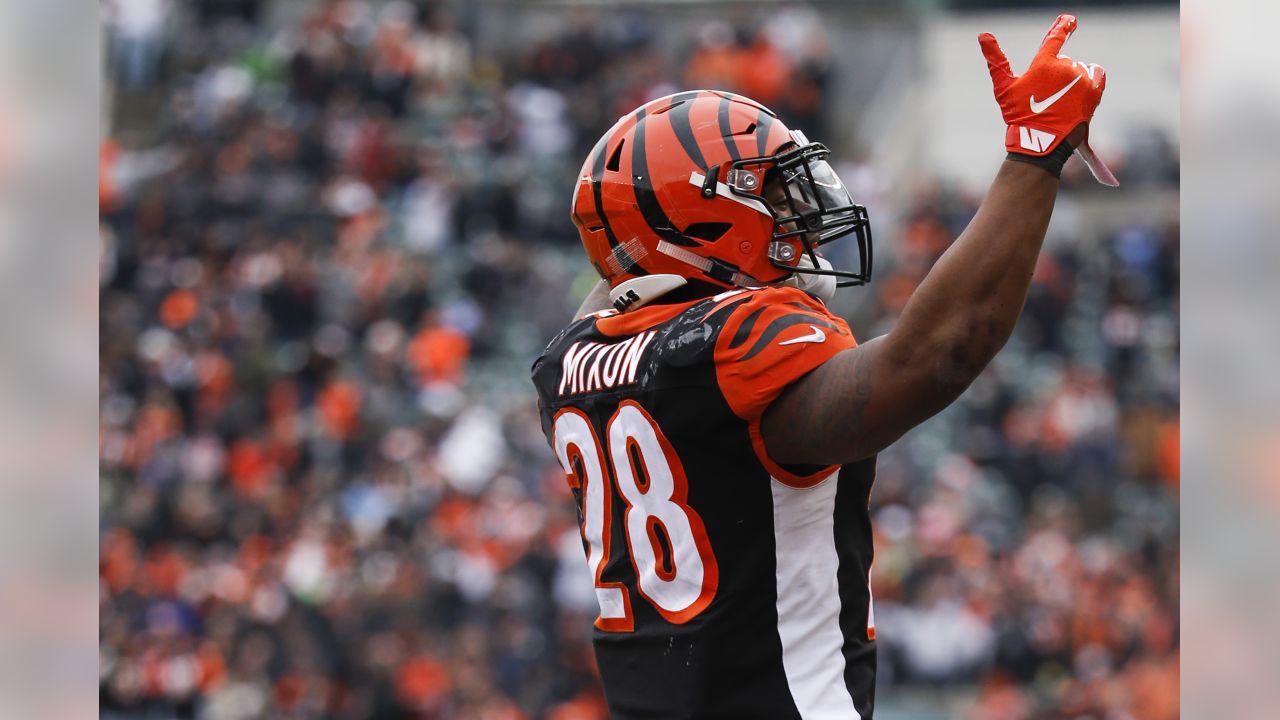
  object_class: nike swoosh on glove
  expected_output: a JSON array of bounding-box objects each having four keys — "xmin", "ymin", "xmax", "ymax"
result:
[{"xmin": 980, "ymin": 14, "xmax": 1118, "ymax": 186}]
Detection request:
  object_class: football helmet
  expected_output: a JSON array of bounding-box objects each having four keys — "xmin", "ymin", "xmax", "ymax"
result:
[{"xmin": 571, "ymin": 90, "xmax": 872, "ymax": 298}]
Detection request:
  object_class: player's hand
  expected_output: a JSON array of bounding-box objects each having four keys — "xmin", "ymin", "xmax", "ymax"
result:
[{"xmin": 979, "ymin": 14, "xmax": 1118, "ymax": 186}]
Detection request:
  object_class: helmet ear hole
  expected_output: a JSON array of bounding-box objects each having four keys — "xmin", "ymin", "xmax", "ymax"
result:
[{"xmin": 682, "ymin": 222, "xmax": 732, "ymax": 243}]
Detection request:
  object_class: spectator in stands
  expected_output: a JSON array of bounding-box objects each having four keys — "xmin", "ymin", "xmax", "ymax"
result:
[{"xmin": 99, "ymin": 4, "xmax": 1179, "ymax": 718}]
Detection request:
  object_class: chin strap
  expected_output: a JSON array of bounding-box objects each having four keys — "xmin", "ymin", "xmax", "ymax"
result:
[
  {"xmin": 636, "ymin": 240, "xmax": 837, "ymax": 307},
  {"xmin": 609, "ymin": 274, "xmax": 688, "ymax": 312},
  {"xmin": 656, "ymin": 240, "xmax": 762, "ymax": 289}
]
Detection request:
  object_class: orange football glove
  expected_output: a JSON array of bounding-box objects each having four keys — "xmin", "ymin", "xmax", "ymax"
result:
[{"xmin": 980, "ymin": 14, "xmax": 1118, "ymax": 186}]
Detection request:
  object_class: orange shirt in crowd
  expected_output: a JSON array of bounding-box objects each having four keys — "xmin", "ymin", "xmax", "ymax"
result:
[
  {"xmin": 407, "ymin": 325, "xmax": 470, "ymax": 385},
  {"xmin": 317, "ymin": 379, "xmax": 363, "ymax": 441}
]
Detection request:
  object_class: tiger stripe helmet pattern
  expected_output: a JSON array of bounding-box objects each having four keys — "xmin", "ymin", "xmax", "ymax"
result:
[{"xmin": 571, "ymin": 90, "xmax": 873, "ymax": 293}]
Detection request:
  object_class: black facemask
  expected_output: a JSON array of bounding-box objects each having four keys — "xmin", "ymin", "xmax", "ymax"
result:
[{"xmin": 727, "ymin": 140, "xmax": 873, "ymax": 288}]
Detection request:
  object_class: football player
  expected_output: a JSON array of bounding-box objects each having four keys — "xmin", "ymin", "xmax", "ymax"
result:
[{"xmin": 532, "ymin": 15, "xmax": 1111, "ymax": 719}]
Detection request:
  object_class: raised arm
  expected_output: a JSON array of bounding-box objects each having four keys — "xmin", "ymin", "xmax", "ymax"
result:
[{"xmin": 763, "ymin": 14, "xmax": 1114, "ymax": 465}]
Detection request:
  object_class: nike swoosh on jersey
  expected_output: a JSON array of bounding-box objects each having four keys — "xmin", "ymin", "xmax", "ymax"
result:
[
  {"xmin": 778, "ymin": 325, "xmax": 826, "ymax": 346},
  {"xmin": 1029, "ymin": 74, "xmax": 1082, "ymax": 114}
]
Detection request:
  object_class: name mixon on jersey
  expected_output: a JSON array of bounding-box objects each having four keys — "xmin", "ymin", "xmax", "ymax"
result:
[{"xmin": 556, "ymin": 330, "xmax": 658, "ymax": 397}]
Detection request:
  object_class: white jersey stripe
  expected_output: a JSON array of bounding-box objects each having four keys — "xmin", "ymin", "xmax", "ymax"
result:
[{"xmin": 771, "ymin": 473, "xmax": 860, "ymax": 720}]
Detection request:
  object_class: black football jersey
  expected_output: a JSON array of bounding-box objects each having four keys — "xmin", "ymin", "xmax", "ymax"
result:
[{"xmin": 532, "ymin": 286, "xmax": 877, "ymax": 719}]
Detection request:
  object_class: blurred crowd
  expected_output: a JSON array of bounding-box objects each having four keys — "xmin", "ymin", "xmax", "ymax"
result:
[
  {"xmin": 866, "ymin": 182, "xmax": 1179, "ymax": 719},
  {"xmin": 99, "ymin": 1, "xmax": 1178, "ymax": 719}
]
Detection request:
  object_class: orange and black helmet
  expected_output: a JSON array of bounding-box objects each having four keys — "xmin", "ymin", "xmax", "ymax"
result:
[{"xmin": 571, "ymin": 90, "xmax": 872, "ymax": 293}]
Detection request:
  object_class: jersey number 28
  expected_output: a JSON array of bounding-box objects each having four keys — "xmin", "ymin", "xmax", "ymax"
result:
[{"xmin": 552, "ymin": 401, "xmax": 719, "ymax": 631}]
